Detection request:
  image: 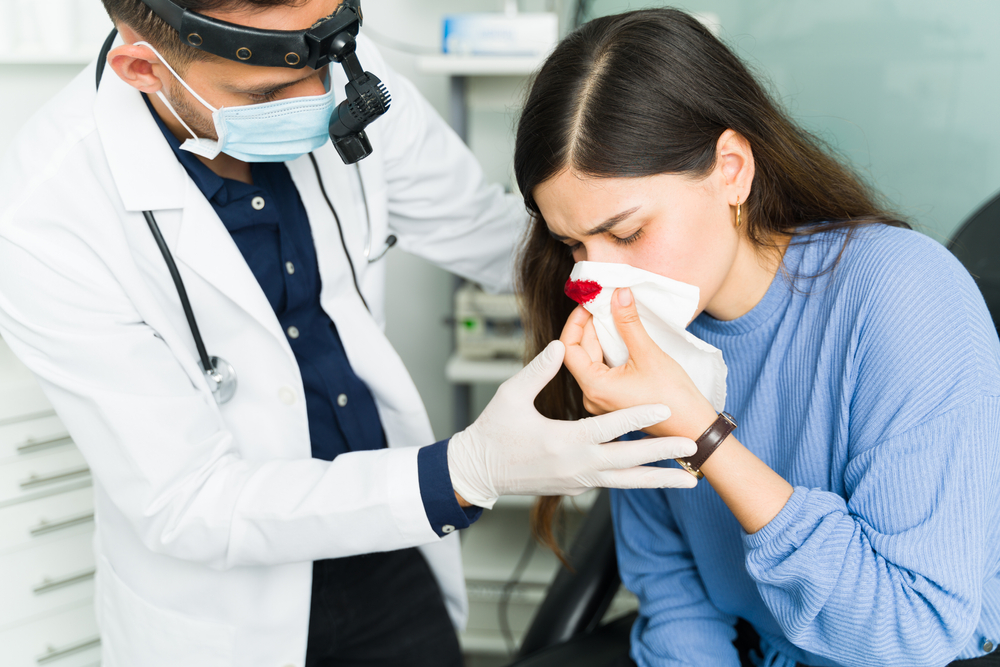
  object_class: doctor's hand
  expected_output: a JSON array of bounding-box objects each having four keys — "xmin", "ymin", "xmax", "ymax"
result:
[
  {"xmin": 561, "ymin": 287, "xmax": 717, "ymax": 441},
  {"xmin": 447, "ymin": 339, "xmax": 697, "ymax": 509}
]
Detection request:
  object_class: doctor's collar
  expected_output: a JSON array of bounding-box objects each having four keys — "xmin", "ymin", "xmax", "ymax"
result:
[{"xmin": 142, "ymin": 92, "xmax": 227, "ymax": 203}]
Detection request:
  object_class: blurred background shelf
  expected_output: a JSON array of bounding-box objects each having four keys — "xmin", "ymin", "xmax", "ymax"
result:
[
  {"xmin": 417, "ymin": 54, "xmax": 545, "ymax": 76},
  {"xmin": 445, "ymin": 354, "xmax": 523, "ymax": 384}
]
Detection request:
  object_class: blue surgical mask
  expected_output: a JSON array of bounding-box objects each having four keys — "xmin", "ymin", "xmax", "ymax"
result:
[{"xmin": 137, "ymin": 41, "xmax": 335, "ymax": 163}]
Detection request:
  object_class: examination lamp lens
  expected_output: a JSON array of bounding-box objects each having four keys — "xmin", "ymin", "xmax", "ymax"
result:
[{"xmin": 333, "ymin": 132, "xmax": 373, "ymax": 164}]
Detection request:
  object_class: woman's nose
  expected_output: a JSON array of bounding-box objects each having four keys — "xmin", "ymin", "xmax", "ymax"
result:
[{"xmin": 578, "ymin": 242, "xmax": 622, "ymax": 264}]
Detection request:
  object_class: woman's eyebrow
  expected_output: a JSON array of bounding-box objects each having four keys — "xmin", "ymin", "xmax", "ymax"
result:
[{"xmin": 548, "ymin": 206, "xmax": 641, "ymax": 241}]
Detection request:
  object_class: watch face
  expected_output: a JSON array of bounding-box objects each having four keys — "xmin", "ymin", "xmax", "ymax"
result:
[{"xmin": 721, "ymin": 412, "xmax": 737, "ymax": 428}]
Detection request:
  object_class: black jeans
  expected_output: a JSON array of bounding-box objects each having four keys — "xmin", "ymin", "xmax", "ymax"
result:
[{"xmin": 304, "ymin": 547, "xmax": 463, "ymax": 667}]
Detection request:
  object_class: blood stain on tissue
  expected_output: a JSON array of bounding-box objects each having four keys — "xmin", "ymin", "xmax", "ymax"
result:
[{"xmin": 564, "ymin": 278, "xmax": 602, "ymax": 304}]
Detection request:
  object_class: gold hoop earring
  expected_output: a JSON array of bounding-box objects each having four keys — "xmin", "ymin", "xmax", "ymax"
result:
[{"xmin": 736, "ymin": 198, "xmax": 742, "ymax": 228}]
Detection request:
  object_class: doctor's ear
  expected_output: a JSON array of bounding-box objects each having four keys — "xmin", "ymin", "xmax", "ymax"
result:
[
  {"xmin": 716, "ymin": 129, "xmax": 754, "ymax": 206},
  {"xmin": 108, "ymin": 44, "xmax": 165, "ymax": 95},
  {"xmin": 107, "ymin": 25, "xmax": 168, "ymax": 95}
]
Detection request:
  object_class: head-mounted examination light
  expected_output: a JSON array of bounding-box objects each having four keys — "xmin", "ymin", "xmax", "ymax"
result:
[{"xmin": 138, "ymin": 0, "xmax": 390, "ymax": 163}]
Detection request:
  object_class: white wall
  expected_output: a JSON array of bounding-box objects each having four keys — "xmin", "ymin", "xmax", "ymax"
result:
[
  {"xmin": 365, "ymin": 0, "xmax": 562, "ymax": 438},
  {"xmin": 365, "ymin": 0, "xmax": 507, "ymax": 441}
]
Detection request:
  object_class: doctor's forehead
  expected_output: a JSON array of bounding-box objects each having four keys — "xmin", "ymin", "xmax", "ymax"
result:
[
  {"xmin": 188, "ymin": 0, "xmax": 345, "ymax": 88},
  {"xmin": 200, "ymin": 0, "xmax": 345, "ymax": 32}
]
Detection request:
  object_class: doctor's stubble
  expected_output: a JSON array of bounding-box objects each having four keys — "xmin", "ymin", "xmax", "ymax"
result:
[{"xmin": 164, "ymin": 78, "xmax": 220, "ymax": 143}]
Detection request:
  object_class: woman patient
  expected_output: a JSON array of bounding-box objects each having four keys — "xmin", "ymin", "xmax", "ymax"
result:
[{"xmin": 514, "ymin": 9, "xmax": 1000, "ymax": 667}]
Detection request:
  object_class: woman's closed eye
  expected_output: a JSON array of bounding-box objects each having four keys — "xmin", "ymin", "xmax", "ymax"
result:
[
  {"xmin": 614, "ymin": 228, "xmax": 644, "ymax": 247},
  {"xmin": 562, "ymin": 228, "xmax": 644, "ymax": 253}
]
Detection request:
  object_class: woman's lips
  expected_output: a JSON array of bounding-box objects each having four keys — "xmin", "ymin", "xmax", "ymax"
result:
[{"xmin": 564, "ymin": 278, "xmax": 602, "ymax": 304}]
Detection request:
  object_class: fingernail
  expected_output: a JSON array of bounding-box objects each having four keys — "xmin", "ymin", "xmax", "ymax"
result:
[{"xmin": 617, "ymin": 287, "xmax": 633, "ymax": 307}]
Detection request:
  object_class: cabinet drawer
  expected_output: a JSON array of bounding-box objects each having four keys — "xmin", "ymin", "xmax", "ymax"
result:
[
  {"xmin": 0, "ymin": 448, "xmax": 90, "ymax": 507},
  {"xmin": 0, "ymin": 486, "xmax": 95, "ymax": 554},
  {"xmin": 0, "ymin": 414, "xmax": 70, "ymax": 462},
  {"xmin": 0, "ymin": 530, "xmax": 96, "ymax": 628},
  {"xmin": 0, "ymin": 600, "xmax": 100, "ymax": 667},
  {"xmin": 0, "ymin": 384, "xmax": 52, "ymax": 428}
]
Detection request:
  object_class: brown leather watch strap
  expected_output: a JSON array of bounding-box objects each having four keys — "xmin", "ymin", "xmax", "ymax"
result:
[{"xmin": 676, "ymin": 412, "xmax": 737, "ymax": 479}]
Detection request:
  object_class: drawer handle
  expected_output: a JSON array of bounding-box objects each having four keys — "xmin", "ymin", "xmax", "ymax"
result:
[
  {"xmin": 17, "ymin": 434, "xmax": 72, "ymax": 455},
  {"xmin": 33, "ymin": 568, "xmax": 96, "ymax": 595},
  {"xmin": 20, "ymin": 466, "xmax": 90, "ymax": 490},
  {"xmin": 0, "ymin": 409, "xmax": 56, "ymax": 428},
  {"xmin": 30, "ymin": 511, "xmax": 95, "ymax": 537},
  {"xmin": 36, "ymin": 635, "xmax": 101, "ymax": 664}
]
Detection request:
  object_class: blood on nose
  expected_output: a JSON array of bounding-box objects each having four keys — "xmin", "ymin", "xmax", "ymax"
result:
[{"xmin": 564, "ymin": 278, "xmax": 602, "ymax": 304}]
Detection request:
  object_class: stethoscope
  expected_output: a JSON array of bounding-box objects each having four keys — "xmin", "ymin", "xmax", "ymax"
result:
[{"xmin": 143, "ymin": 158, "xmax": 395, "ymax": 405}]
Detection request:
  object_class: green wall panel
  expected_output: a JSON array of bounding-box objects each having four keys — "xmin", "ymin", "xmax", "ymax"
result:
[{"xmin": 578, "ymin": 0, "xmax": 1000, "ymax": 240}]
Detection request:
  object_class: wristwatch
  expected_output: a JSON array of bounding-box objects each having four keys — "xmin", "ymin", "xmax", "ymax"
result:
[{"xmin": 676, "ymin": 412, "xmax": 737, "ymax": 479}]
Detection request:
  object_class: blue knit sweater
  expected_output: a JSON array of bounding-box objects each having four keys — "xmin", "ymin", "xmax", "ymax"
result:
[{"xmin": 611, "ymin": 225, "xmax": 1000, "ymax": 667}]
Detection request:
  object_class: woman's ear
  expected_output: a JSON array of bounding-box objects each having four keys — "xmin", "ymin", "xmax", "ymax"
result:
[
  {"xmin": 716, "ymin": 129, "xmax": 755, "ymax": 205},
  {"xmin": 106, "ymin": 25, "xmax": 166, "ymax": 95}
]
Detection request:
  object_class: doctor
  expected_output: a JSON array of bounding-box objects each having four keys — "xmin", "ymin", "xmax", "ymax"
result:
[{"xmin": 0, "ymin": 1, "xmax": 697, "ymax": 666}]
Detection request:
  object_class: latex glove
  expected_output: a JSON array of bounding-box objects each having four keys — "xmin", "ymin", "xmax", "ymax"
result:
[{"xmin": 448, "ymin": 340, "xmax": 698, "ymax": 509}]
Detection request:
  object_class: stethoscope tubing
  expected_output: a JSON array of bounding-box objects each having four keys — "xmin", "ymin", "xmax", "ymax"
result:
[
  {"xmin": 146, "ymin": 154, "xmax": 392, "ymax": 404},
  {"xmin": 356, "ymin": 161, "xmax": 396, "ymax": 263},
  {"xmin": 143, "ymin": 210, "xmax": 215, "ymax": 375}
]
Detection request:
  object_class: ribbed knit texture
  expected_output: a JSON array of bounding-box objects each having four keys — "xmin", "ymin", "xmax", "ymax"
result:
[{"xmin": 611, "ymin": 226, "xmax": 1000, "ymax": 667}]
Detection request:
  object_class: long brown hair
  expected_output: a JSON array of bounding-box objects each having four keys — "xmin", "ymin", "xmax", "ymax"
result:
[{"xmin": 514, "ymin": 8, "xmax": 907, "ymax": 556}]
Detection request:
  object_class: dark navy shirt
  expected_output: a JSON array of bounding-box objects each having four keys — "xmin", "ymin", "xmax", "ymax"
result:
[{"xmin": 145, "ymin": 96, "xmax": 478, "ymax": 535}]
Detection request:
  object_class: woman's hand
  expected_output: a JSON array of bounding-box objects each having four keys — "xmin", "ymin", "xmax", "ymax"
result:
[
  {"xmin": 560, "ymin": 286, "xmax": 718, "ymax": 440},
  {"xmin": 562, "ymin": 287, "xmax": 794, "ymax": 531}
]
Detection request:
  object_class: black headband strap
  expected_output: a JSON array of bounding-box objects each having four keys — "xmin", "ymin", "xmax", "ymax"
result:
[{"xmin": 137, "ymin": 0, "xmax": 362, "ymax": 69}]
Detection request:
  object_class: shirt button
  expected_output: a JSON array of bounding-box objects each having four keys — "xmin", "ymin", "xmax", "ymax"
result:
[
  {"xmin": 285, "ymin": 261, "xmax": 295, "ymax": 275},
  {"xmin": 984, "ymin": 639, "xmax": 995, "ymax": 653},
  {"xmin": 278, "ymin": 387, "xmax": 296, "ymax": 405},
  {"xmin": 251, "ymin": 196, "xmax": 265, "ymax": 210},
  {"xmin": 441, "ymin": 525, "xmax": 455, "ymax": 534},
  {"xmin": 337, "ymin": 393, "xmax": 348, "ymax": 407},
  {"xmin": 287, "ymin": 326, "xmax": 300, "ymax": 339}
]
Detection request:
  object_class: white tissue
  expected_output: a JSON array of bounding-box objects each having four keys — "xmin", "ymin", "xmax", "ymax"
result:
[{"xmin": 567, "ymin": 261, "xmax": 728, "ymax": 413}]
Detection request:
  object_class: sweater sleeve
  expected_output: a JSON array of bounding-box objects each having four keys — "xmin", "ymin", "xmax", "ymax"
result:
[
  {"xmin": 612, "ymin": 486, "xmax": 740, "ymax": 666},
  {"xmin": 744, "ymin": 397, "xmax": 1000, "ymax": 666},
  {"xmin": 743, "ymin": 230, "xmax": 1000, "ymax": 667}
]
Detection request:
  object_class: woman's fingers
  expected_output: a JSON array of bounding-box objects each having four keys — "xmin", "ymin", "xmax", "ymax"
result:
[
  {"xmin": 559, "ymin": 305, "xmax": 591, "ymax": 347},
  {"xmin": 611, "ymin": 287, "xmax": 658, "ymax": 361},
  {"xmin": 562, "ymin": 315, "xmax": 611, "ymax": 415},
  {"xmin": 561, "ymin": 305, "xmax": 604, "ymax": 371},
  {"xmin": 580, "ymin": 315, "xmax": 603, "ymax": 363}
]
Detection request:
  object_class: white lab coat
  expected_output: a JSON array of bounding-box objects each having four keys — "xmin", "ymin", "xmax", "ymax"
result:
[{"xmin": 0, "ymin": 36, "xmax": 525, "ymax": 667}]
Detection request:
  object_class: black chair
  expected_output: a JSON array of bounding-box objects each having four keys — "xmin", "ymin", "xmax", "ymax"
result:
[
  {"xmin": 948, "ymin": 190, "xmax": 1000, "ymax": 336},
  {"xmin": 505, "ymin": 205, "xmax": 1000, "ymax": 667},
  {"xmin": 505, "ymin": 489, "xmax": 633, "ymax": 667}
]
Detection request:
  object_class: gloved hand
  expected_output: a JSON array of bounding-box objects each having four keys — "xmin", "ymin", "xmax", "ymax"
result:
[{"xmin": 448, "ymin": 340, "xmax": 698, "ymax": 509}]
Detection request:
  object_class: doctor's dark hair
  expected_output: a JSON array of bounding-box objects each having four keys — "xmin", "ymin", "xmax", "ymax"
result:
[
  {"xmin": 100, "ymin": 0, "xmax": 304, "ymax": 69},
  {"xmin": 515, "ymin": 8, "xmax": 907, "ymax": 556}
]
